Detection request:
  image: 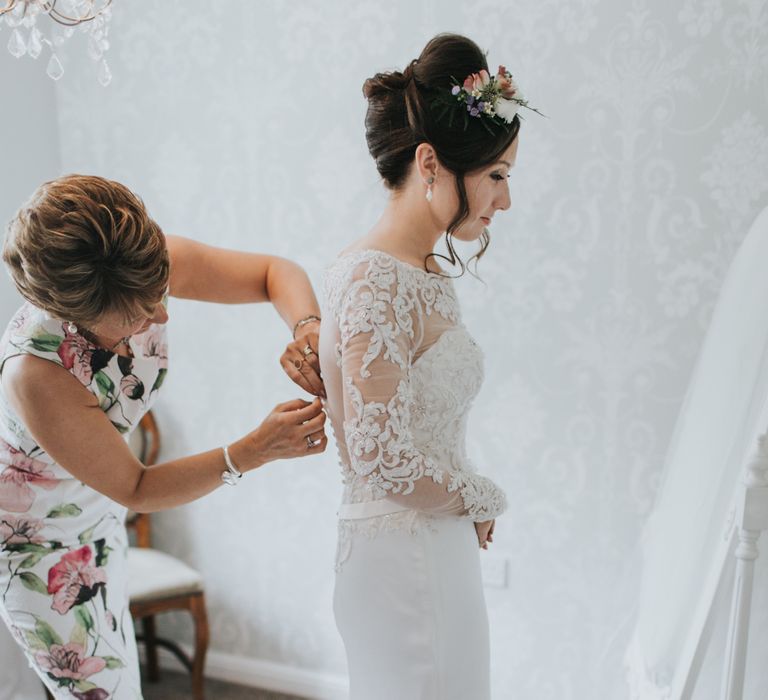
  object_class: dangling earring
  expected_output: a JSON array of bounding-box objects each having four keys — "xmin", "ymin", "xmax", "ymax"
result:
[
  {"xmin": 66, "ymin": 321, "xmax": 78, "ymax": 334},
  {"xmin": 425, "ymin": 176, "xmax": 435, "ymax": 203}
]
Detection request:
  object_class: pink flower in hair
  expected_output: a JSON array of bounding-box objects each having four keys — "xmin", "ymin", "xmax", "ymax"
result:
[
  {"xmin": 495, "ymin": 66, "xmax": 519, "ymax": 99},
  {"xmin": 463, "ymin": 69, "xmax": 491, "ymax": 94}
]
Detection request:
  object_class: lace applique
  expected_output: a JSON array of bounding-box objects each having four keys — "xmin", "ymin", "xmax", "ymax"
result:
[
  {"xmin": 344, "ymin": 376, "xmax": 445, "ymax": 498},
  {"xmin": 448, "ymin": 472, "xmax": 508, "ymax": 521}
]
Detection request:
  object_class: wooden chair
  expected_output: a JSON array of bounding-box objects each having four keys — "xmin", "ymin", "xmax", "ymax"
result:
[{"xmin": 126, "ymin": 410, "xmax": 209, "ymax": 700}]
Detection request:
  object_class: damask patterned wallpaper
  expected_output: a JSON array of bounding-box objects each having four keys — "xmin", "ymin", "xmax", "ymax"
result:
[{"xmin": 45, "ymin": 0, "xmax": 768, "ymax": 698}]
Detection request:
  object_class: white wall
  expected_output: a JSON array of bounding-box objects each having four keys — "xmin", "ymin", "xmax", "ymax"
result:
[
  {"xmin": 0, "ymin": 42, "xmax": 61, "ymax": 700},
  {"xmin": 2, "ymin": 1, "xmax": 767, "ymax": 698},
  {"xmin": 0, "ymin": 48, "xmax": 61, "ymax": 321}
]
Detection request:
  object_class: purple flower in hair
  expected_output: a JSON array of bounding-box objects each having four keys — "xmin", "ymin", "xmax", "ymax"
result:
[
  {"xmin": 451, "ymin": 85, "xmax": 460, "ymax": 95},
  {"xmin": 470, "ymin": 107, "xmax": 480, "ymax": 117}
]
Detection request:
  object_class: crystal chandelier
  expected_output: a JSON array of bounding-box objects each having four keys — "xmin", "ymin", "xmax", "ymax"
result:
[{"xmin": 0, "ymin": 0, "xmax": 113, "ymax": 85}]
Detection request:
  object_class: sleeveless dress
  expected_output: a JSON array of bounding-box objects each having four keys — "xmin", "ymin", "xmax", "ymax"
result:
[
  {"xmin": 0, "ymin": 303, "xmax": 168, "ymax": 700},
  {"xmin": 319, "ymin": 251, "xmax": 508, "ymax": 700}
]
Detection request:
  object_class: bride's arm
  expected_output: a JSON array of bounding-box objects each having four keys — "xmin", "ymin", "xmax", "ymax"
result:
[{"xmin": 337, "ymin": 261, "xmax": 507, "ymax": 521}]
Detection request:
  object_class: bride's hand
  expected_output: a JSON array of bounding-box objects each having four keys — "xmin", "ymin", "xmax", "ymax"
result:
[
  {"xmin": 281, "ymin": 328, "xmax": 325, "ymax": 398},
  {"xmin": 475, "ymin": 520, "xmax": 495, "ymax": 549}
]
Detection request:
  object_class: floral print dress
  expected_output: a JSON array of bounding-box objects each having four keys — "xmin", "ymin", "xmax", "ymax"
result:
[{"xmin": 0, "ymin": 303, "xmax": 168, "ymax": 699}]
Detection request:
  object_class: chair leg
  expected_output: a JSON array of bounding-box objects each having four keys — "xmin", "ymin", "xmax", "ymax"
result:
[
  {"xmin": 142, "ymin": 615, "xmax": 160, "ymax": 682},
  {"xmin": 189, "ymin": 595, "xmax": 209, "ymax": 700}
]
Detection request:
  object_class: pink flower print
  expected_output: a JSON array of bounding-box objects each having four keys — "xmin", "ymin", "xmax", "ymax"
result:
[
  {"xmin": 57, "ymin": 325, "xmax": 94, "ymax": 385},
  {"xmin": 0, "ymin": 514, "xmax": 46, "ymax": 545},
  {"xmin": 134, "ymin": 326, "xmax": 168, "ymax": 367},
  {"xmin": 47, "ymin": 546, "xmax": 107, "ymax": 615},
  {"xmin": 0, "ymin": 443, "xmax": 58, "ymax": 513},
  {"xmin": 35, "ymin": 642, "xmax": 106, "ymax": 681},
  {"xmin": 119, "ymin": 374, "xmax": 144, "ymax": 400}
]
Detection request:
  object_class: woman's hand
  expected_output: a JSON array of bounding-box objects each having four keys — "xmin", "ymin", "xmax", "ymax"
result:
[
  {"xmin": 475, "ymin": 519, "xmax": 495, "ymax": 550},
  {"xmin": 231, "ymin": 397, "xmax": 327, "ymax": 470},
  {"xmin": 281, "ymin": 324, "xmax": 325, "ymax": 398}
]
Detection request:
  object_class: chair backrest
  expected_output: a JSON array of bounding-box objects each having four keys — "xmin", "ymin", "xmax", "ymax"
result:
[{"xmin": 125, "ymin": 410, "xmax": 160, "ymax": 548}]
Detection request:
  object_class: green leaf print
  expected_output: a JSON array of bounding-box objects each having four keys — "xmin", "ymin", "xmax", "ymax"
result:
[
  {"xmin": 94, "ymin": 539, "xmax": 112, "ymax": 567},
  {"xmin": 19, "ymin": 572, "xmax": 48, "ymax": 594},
  {"xmin": 73, "ymin": 680, "xmax": 98, "ymax": 692},
  {"xmin": 94, "ymin": 370, "xmax": 115, "ymax": 398},
  {"xmin": 46, "ymin": 503, "xmax": 83, "ymax": 519},
  {"xmin": 74, "ymin": 605, "xmax": 94, "ymax": 632},
  {"xmin": 23, "ymin": 629, "xmax": 48, "ymax": 652},
  {"xmin": 18, "ymin": 552, "xmax": 46, "ymax": 569},
  {"xmin": 70, "ymin": 619, "xmax": 87, "ymax": 647},
  {"xmin": 34, "ymin": 617, "xmax": 63, "ymax": 648},
  {"xmin": 5, "ymin": 542, "xmax": 48, "ymax": 555},
  {"xmin": 29, "ymin": 333, "xmax": 62, "ymax": 353},
  {"xmin": 151, "ymin": 367, "xmax": 167, "ymax": 393},
  {"xmin": 78, "ymin": 525, "xmax": 96, "ymax": 544},
  {"xmin": 102, "ymin": 655, "xmax": 125, "ymax": 669},
  {"xmin": 110, "ymin": 420, "xmax": 129, "ymax": 434}
]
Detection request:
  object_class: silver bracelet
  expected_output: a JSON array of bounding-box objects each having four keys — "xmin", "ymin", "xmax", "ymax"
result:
[{"xmin": 221, "ymin": 445, "xmax": 242, "ymax": 486}]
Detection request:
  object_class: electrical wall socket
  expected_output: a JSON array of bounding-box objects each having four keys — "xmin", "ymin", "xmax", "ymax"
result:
[{"xmin": 481, "ymin": 554, "xmax": 509, "ymax": 589}]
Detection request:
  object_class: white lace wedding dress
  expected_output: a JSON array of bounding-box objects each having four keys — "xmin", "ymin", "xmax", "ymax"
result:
[{"xmin": 319, "ymin": 250, "xmax": 508, "ymax": 700}]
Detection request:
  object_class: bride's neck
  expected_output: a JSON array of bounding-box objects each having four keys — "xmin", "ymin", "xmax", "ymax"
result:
[{"xmin": 364, "ymin": 193, "xmax": 444, "ymax": 267}]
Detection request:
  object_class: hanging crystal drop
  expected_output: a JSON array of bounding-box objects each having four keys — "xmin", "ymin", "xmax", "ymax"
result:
[
  {"xmin": 46, "ymin": 53, "xmax": 64, "ymax": 80},
  {"xmin": 97, "ymin": 59, "xmax": 111, "ymax": 87},
  {"xmin": 27, "ymin": 27, "xmax": 43, "ymax": 60},
  {"xmin": 87, "ymin": 35, "xmax": 102, "ymax": 61},
  {"xmin": 7, "ymin": 28, "xmax": 26, "ymax": 58}
]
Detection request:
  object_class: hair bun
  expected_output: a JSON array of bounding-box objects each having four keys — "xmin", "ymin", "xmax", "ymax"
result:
[{"xmin": 362, "ymin": 70, "xmax": 410, "ymax": 100}]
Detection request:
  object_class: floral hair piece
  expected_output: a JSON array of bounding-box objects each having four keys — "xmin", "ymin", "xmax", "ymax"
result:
[{"xmin": 434, "ymin": 65, "xmax": 543, "ymax": 133}]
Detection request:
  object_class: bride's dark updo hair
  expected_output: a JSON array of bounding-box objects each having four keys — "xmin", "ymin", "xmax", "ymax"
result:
[{"xmin": 363, "ymin": 33, "xmax": 520, "ymax": 272}]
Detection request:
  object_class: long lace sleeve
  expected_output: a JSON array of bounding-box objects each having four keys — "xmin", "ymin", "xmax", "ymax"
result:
[{"xmin": 337, "ymin": 259, "xmax": 506, "ymax": 522}]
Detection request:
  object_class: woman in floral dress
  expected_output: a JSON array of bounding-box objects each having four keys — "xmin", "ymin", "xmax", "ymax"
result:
[{"xmin": 0, "ymin": 175, "xmax": 327, "ymax": 699}]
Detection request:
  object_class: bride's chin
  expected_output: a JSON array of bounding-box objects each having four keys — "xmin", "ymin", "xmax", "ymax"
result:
[{"xmin": 451, "ymin": 225, "xmax": 487, "ymax": 243}]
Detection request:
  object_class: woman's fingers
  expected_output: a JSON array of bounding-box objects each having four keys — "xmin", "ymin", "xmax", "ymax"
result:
[
  {"xmin": 300, "ymin": 411, "xmax": 326, "ymax": 436},
  {"xmin": 280, "ymin": 352, "xmax": 326, "ymax": 398},
  {"xmin": 274, "ymin": 397, "xmax": 312, "ymax": 413},
  {"xmin": 292, "ymin": 398, "xmax": 324, "ymax": 423},
  {"xmin": 280, "ymin": 355, "xmax": 315, "ymax": 395}
]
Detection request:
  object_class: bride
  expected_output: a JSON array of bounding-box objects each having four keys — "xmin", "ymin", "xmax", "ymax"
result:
[{"xmin": 319, "ymin": 33, "xmax": 535, "ymax": 699}]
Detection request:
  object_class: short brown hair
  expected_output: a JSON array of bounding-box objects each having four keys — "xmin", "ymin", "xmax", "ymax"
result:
[{"xmin": 2, "ymin": 174, "xmax": 169, "ymax": 326}]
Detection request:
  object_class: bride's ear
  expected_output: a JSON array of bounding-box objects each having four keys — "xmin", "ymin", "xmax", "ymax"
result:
[{"xmin": 414, "ymin": 143, "xmax": 439, "ymax": 184}]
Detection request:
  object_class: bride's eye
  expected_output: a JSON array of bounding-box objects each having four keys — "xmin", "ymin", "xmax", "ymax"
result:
[{"xmin": 490, "ymin": 172, "xmax": 508, "ymax": 181}]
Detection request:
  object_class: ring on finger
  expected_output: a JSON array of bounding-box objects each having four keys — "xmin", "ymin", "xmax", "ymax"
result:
[
  {"xmin": 293, "ymin": 358, "xmax": 304, "ymax": 370},
  {"xmin": 302, "ymin": 344, "xmax": 315, "ymax": 357},
  {"xmin": 305, "ymin": 435, "xmax": 315, "ymax": 449}
]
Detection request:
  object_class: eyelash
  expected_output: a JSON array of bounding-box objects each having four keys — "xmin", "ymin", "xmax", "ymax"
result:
[{"xmin": 491, "ymin": 173, "xmax": 508, "ymax": 181}]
